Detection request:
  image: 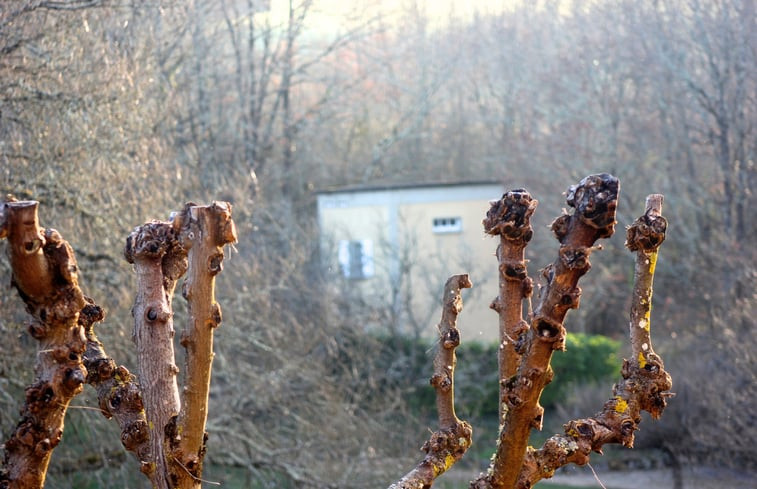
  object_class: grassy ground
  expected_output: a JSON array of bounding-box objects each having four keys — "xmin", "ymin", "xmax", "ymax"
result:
[
  {"xmin": 537, "ymin": 485, "xmax": 600, "ymax": 489},
  {"xmin": 435, "ymin": 472, "xmax": 604, "ymax": 489}
]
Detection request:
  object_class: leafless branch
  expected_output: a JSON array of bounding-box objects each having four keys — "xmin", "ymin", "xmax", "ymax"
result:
[
  {"xmin": 0, "ymin": 200, "xmax": 87, "ymax": 489},
  {"xmin": 514, "ymin": 194, "xmax": 672, "ymax": 488},
  {"xmin": 389, "ymin": 274, "xmax": 473, "ymax": 488}
]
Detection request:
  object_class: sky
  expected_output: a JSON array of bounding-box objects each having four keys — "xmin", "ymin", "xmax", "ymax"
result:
[
  {"xmin": 309, "ymin": 0, "xmax": 513, "ymax": 19},
  {"xmin": 265, "ymin": 0, "xmax": 520, "ymax": 35}
]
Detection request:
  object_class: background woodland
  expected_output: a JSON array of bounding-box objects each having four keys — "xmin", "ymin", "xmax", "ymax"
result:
[{"xmin": 0, "ymin": 0, "xmax": 754, "ymax": 487}]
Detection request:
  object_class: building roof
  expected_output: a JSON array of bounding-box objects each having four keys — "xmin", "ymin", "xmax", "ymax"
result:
[{"xmin": 315, "ymin": 180, "xmax": 502, "ymax": 196}]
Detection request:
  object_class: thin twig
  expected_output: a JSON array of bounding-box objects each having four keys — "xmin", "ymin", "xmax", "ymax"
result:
[{"xmin": 587, "ymin": 463, "xmax": 608, "ymax": 489}]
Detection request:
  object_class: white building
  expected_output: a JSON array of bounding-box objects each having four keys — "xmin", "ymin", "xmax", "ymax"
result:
[{"xmin": 317, "ymin": 181, "xmax": 504, "ymax": 341}]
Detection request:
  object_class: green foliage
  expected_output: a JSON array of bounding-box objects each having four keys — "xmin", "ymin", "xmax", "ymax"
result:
[
  {"xmin": 454, "ymin": 342, "xmax": 501, "ymax": 418},
  {"xmin": 385, "ymin": 337, "xmax": 500, "ymax": 420},
  {"xmin": 379, "ymin": 332, "xmax": 621, "ymax": 421},
  {"xmin": 541, "ymin": 333, "xmax": 621, "ymax": 409}
]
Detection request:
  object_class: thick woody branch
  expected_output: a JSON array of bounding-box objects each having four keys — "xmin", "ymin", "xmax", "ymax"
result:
[
  {"xmin": 514, "ymin": 194, "xmax": 672, "ymax": 488},
  {"xmin": 484, "ymin": 189, "xmax": 536, "ymax": 423},
  {"xmin": 79, "ymin": 301, "xmax": 152, "ymax": 475},
  {"xmin": 168, "ymin": 202, "xmax": 237, "ymax": 488},
  {"xmin": 473, "ymin": 174, "xmax": 619, "ymax": 489},
  {"xmin": 389, "ymin": 274, "xmax": 473, "ymax": 489},
  {"xmin": 1, "ymin": 201, "xmax": 87, "ymax": 489},
  {"xmin": 124, "ymin": 221, "xmax": 187, "ymax": 489}
]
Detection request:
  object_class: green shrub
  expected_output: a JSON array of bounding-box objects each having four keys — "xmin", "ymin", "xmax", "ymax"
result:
[
  {"xmin": 375, "ymin": 332, "xmax": 621, "ymax": 420},
  {"xmin": 540, "ymin": 332, "xmax": 621, "ymax": 409}
]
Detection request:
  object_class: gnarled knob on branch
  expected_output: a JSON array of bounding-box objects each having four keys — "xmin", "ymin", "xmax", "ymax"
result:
[
  {"xmin": 626, "ymin": 194, "xmax": 667, "ymax": 252},
  {"xmin": 484, "ymin": 189, "xmax": 537, "ymax": 243},
  {"xmin": 565, "ymin": 173, "xmax": 619, "ymax": 238},
  {"xmin": 124, "ymin": 221, "xmax": 177, "ymax": 263}
]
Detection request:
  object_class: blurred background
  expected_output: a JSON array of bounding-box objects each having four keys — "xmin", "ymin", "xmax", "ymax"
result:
[{"xmin": 0, "ymin": 0, "xmax": 754, "ymax": 487}]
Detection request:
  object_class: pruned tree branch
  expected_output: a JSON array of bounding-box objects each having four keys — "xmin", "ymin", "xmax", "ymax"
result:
[
  {"xmin": 473, "ymin": 174, "xmax": 620, "ymax": 489},
  {"xmin": 390, "ymin": 274, "xmax": 473, "ymax": 489},
  {"xmin": 483, "ymin": 189, "xmax": 537, "ymax": 423},
  {"xmin": 169, "ymin": 202, "xmax": 237, "ymax": 488},
  {"xmin": 0, "ymin": 200, "xmax": 87, "ymax": 489},
  {"xmin": 1, "ymin": 177, "xmax": 673, "ymax": 489},
  {"xmin": 513, "ymin": 194, "xmax": 672, "ymax": 488},
  {"xmin": 386, "ymin": 176, "xmax": 675, "ymax": 489},
  {"xmin": 625, "ymin": 194, "xmax": 667, "ymax": 380},
  {"xmin": 124, "ymin": 220, "xmax": 186, "ymax": 489},
  {"xmin": 1, "ymin": 198, "xmax": 236, "ymax": 489}
]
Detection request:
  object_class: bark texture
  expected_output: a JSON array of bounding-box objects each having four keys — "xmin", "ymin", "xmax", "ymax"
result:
[
  {"xmin": 0, "ymin": 198, "xmax": 235, "ymax": 489},
  {"xmin": 124, "ymin": 220, "xmax": 187, "ymax": 489},
  {"xmin": 389, "ymin": 274, "xmax": 474, "ymax": 489},
  {"xmin": 483, "ymin": 189, "xmax": 536, "ymax": 423},
  {"xmin": 0, "ymin": 201, "xmax": 87, "ymax": 489},
  {"xmin": 2, "ymin": 184, "xmax": 671, "ymax": 489},
  {"xmin": 169, "ymin": 202, "xmax": 237, "ymax": 488},
  {"xmin": 388, "ymin": 176, "xmax": 672, "ymax": 489}
]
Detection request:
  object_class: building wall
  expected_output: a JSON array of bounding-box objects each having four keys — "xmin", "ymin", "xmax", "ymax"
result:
[{"xmin": 317, "ymin": 182, "xmax": 504, "ymax": 341}]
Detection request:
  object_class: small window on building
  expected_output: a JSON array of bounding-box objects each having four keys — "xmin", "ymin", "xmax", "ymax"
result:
[
  {"xmin": 432, "ymin": 217, "xmax": 462, "ymax": 234},
  {"xmin": 338, "ymin": 240, "xmax": 374, "ymax": 279}
]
